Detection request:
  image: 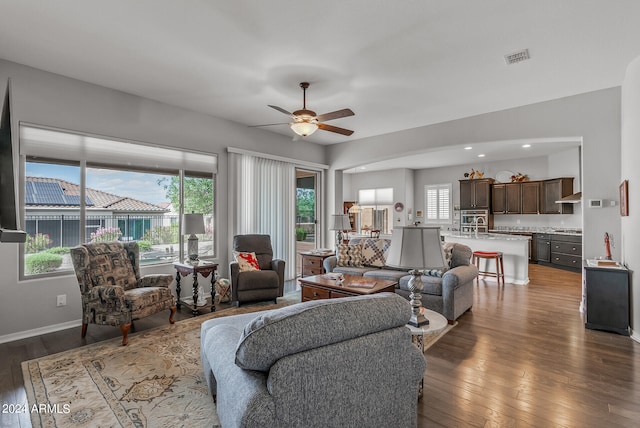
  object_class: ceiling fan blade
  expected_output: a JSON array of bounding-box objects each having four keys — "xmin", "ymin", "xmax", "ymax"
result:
[
  {"xmin": 268, "ymin": 105, "xmax": 292, "ymax": 116},
  {"xmin": 316, "ymin": 108, "xmax": 355, "ymax": 122},
  {"xmin": 249, "ymin": 122, "xmax": 289, "ymax": 128},
  {"xmin": 317, "ymin": 123, "xmax": 354, "ymax": 136}
]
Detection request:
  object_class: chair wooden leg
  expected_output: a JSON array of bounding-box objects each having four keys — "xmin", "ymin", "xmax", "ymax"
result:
[
  {"xmin": 81, "ymin": 323, "xmax": 88, "ymax": 338},
  {"xmin": 120, "ymin": 323, "xmax": 131, "ymax": 346},
  {"xmin": 169, "ymin": 306, "xmax": 176, "ymax": 324}
]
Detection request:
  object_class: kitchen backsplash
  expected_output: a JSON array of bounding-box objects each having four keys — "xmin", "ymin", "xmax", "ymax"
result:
[{"xmin": 492, "ymin": 213, "xmax": 582, "ymax": 230}]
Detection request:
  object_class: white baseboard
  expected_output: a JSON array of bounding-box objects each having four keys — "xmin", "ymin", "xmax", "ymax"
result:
[
  {"xmin": 631, "ymin": 329, "xmax": 640, "ymax": 344},
  {"xmin": 0, "ymin": 319, "xmax": 82, "ymax": 344}
]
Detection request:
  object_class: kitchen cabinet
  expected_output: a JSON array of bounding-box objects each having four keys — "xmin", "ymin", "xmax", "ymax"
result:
[
  {"xmin": 492, "ymin": 183, "xmax": 522, "ymax": 214},
  {"xmin": 584, "ymin": 263, "xmax": 629, "ymax": 335},
  {"xmin": 542, "ymin": 178, "xmax": 574, "ymax": 214},
  {"xmin": 521, "ymin": 181, "xmax": 541, "ymax": 214},
  {"xmin": 460, "ymin": 178, "xmax": 493, "ymax": 209},
  {"xmin": 536, "ymin": 233, "xmax": 551, "ymax": 263},
  {"xmin": 550, "ymin": 234, "xmax": 581, "ymax": 271}
]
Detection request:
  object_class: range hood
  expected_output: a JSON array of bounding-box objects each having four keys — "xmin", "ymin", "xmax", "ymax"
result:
[{"xmin": 556, "ymin": 192, "xmax": 582, "ymax": 204}]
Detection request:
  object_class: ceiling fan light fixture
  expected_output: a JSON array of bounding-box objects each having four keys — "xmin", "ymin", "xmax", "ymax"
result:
[{"xmin": 290, "ymin": 121, "xmax": 318, "ymax": 137}]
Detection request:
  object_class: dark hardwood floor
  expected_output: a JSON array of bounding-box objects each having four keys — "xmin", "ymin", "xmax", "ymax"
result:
[
  {"xmin": 419, "ymin": 264, "xmax": 640, "ymax": 427},
  {"xmin": 2, "ymin": 269, "xmax": 639, "ymax": 427}
]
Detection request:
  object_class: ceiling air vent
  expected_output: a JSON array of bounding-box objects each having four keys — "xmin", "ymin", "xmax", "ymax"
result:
[{"xmin": 504, "ymin": 49, "xmax": 530, "ymax": 65}]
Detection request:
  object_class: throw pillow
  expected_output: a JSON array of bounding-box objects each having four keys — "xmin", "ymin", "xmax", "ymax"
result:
[
  {"xmin": 424, "ymin": 269, "xmax": 445, "ymax": 277},
  {"xmin": 443, "ymin": 242, "xmax": 454, "ymax": 268},
  {"xmin": 361, "ymin": 238, "xmax": 390, "ymax": 267},
  {"xmin": 348, "ymin": 244, "xmax": 364, "ymax": 267},
  {"xmin": 234, "ymin": 251, "xmax": 261, "ymax": 272},
  {"xmin": 337, "ymin": 244, "xmax": 351, "ymax": 267}
]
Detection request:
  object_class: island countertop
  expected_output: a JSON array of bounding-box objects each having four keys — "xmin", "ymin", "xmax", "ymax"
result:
[{"xmin": 441, "ymin": 231, "xmax": 531, "ymax": 241}]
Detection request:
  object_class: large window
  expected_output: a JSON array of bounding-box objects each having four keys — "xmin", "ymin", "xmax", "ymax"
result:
[
  {"xmin": 425, "ymin": 183, "xmax": 452, "ymax": 224},
  {"xmin": 20, "ymin": 125, "xmax": 217, "ymax": 278},
  {"xmin": 357, "ymin": 187, "xmax": 393, "ymax": 235}
]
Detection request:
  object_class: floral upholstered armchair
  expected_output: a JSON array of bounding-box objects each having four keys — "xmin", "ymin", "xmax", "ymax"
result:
[{"xmin": 71, "ymin": 241, "xmax": 176, "ymax": 346}]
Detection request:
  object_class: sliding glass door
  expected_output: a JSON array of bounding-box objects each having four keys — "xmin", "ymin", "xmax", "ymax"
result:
[{"xmin": 295, "ymin": 169, "xmax": 319, "ymax": 277}]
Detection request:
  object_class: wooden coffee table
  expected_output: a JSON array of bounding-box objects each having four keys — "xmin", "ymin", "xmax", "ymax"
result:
[{"xmin": 299, "ymin": 274, "xmax": 397, "ymax": 302}]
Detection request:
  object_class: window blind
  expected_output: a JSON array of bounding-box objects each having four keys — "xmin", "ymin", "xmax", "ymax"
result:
[{"xmin": 20, "ymin": 125, "xmax": 217, "ymax": 174}]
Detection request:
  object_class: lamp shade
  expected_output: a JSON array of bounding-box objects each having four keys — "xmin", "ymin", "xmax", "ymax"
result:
[
  {"xmin": 386, "ymin": 226, "xmax": 445, "ymax": 270},
  {"xmin": 330, "ymin": 214, "xmax": 352, "ymax": 231},
  {"xmin": 290, "ymin": 121, "xmax": 318, "ymax": 137},
  {"xmin": 182, "ymin": 213, "xmax": 205, "ymax": 235},
  {"xmin": 348, "ymin": 202, "xmax": 361, "ymax": 213}
]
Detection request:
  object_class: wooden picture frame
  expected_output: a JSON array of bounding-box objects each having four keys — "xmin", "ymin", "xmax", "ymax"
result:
[{"xmin": 619, "ymin": 180, "xmax": 629, "ymax": 216}]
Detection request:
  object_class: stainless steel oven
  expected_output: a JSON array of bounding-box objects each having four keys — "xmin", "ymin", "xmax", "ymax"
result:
[{"xmin": 460, "ymin": 210, "xmax": 490, "ymax": 234}]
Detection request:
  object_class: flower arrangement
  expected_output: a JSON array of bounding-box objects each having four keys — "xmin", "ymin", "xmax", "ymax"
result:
[
  {"xmin": 510, "ymin": 172, "xmax": 528, "ymax": 182},
  {"xmin": 90, "ymin": 227, "xmax": 122, "ymax": 243}
]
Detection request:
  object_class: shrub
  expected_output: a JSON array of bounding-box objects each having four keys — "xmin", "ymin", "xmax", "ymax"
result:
[
  {"xmin": 295, "ymin": 227, "xmax": 307, "ymax": 241},
  {"xmin": 90, "ymin": 227, "xmax": 122, "ymax": 243},
  {"xmin": 25, "ymin": 233, "xmax": 52, "ymax": 253},
  {"xmin": 45, "ymin": 247, "xmax": 70, "ymax": 255},
  {"xmin": 137, "ymin": 240, "xmax": 153, "ymax": 251},
  {"xmin": 142, "ymin": 223, "xmax": 179, "ymax": 245},
  {"xmin": 26, "ymin": 252, "xmax": 63, "ymax": 274}
]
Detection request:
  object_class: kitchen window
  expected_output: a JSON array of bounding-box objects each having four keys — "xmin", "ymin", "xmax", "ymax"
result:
[
  {"xmin": 357, "ymin": 187, "xmax": 393, "ymax": 234},
  {"xmin": 425, "ymin": 183, "xmax": 452, "ymax": 224}
]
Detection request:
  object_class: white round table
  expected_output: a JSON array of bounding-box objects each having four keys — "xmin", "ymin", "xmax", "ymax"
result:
[{"xmin": 406, "ymin": 308, "xmax": 448, "ymax": 352}]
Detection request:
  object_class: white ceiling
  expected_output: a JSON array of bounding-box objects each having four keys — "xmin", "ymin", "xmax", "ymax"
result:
[{"xmin": 0, "ymin": 1, "xmax": 638, "ymax": 166}]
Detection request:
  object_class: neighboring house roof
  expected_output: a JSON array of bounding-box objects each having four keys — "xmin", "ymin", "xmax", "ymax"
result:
[{"xmin": 25, "ymin": 177, "xmax": 168, "ymax": 212}]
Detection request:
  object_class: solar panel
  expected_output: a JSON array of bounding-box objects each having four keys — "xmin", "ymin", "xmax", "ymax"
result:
[{"xmin": 25, "ymin": 181, "xmax": 93, "ymax": 206}]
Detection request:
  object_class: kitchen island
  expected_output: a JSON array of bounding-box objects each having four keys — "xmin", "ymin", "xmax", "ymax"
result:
[{"xmin": 442, "ymin": 232, "xmax": 530, "ymax": 285}]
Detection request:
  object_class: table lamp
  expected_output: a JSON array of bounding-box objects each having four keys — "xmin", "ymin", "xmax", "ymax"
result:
[
  {"xmin": 386, "ymin": 226, "xmax": 445, "ymax": 327},
  {"xmin": 330, "ymin": 214, "xmax": 353, "ymax": 247},
  {"xmin": 183, "ymin": 213, "xmax": 205, "ymax": 261}
]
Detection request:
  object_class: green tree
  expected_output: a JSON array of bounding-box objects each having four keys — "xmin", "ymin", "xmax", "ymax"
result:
[
  {"xmin": 297, "ymin": 188, "xmax": 315, "ymax": 220},
  {"xmin": 158, "ymin": 177, "xmax": 213, "ymax": 214}
]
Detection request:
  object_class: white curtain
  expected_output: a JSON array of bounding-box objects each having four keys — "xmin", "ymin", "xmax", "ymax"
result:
[{"xmin": 229, "ymin": 152, "xmax": 296, "ymax": 280}]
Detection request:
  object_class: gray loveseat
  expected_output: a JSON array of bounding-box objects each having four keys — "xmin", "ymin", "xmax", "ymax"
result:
[
  {"xmin": 200, "ymin": 293, "xmax": 426, "ymax": 428},
  {"xmin": 323, "ymin": 238, "xmax": 478, "ymax": 322}
]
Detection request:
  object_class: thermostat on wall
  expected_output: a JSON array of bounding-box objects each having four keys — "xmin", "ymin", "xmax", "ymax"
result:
[{"xmin": 588, "ymin": 199, "xmax": 603, "ymax": 208}]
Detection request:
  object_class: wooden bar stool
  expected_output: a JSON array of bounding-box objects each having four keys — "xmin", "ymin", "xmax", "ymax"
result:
[{"xmin": 472, "ymin": 251, "xmax": 505, "ymax": 285}]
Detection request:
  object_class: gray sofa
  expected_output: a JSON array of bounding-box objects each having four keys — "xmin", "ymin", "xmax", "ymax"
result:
[
  {"xmin": 200, "ymin": 293, "xmax": 426, "ymax": 428},
  {"xmin": 323, "ymin": 238, "xmax": 478, "ymax": 322}
]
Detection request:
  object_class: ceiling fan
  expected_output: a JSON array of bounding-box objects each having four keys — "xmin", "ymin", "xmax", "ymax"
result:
[{"xmin": 253, "ymin": 82, "xmax": 355, "ymax": 138}]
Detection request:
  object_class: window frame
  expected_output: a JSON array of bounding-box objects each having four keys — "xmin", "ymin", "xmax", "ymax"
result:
[
  {"xmin": 19, "ymin": 124, "xmax": 217, "ymax": 280},
  {"xmin": 424, "ymin": 183, "xmax": 453, "ymax": 225}
]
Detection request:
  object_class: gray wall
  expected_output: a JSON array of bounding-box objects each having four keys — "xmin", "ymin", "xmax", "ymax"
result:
[
  {"xmin": 0, "ymin": 59, "xmax": 326, "ymax": 340},
  {"xmin": 621, "ymin": 55, "xmax": 640, "ymax": 340}
]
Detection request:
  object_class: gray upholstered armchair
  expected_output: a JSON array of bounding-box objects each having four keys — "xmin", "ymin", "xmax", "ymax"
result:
[
  {"xmin": 230, "ymin": 234, "xmax": 285, "ymax": 306},
  {"xmin": 71, "ymin": 241, "xmax": 176, "ymax": 346}
]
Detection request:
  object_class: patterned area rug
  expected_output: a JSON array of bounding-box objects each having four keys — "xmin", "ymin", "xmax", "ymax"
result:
[
  {"xmin": 21, "ymin": 295, "xmax": 298, "ymax": 428},
  {"xmin": 22, "ymin": 292, "xmax": 453, "ymax": 427}
]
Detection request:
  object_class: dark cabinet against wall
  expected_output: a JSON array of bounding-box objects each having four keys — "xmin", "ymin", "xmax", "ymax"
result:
[
  {"xmin": 460, "ymin": 179, "xmax": 493, "ymax": 209},
  {"xmin": 542, "ymin": 178, "xmax": 574, "ymax": 214},
  {"xmin": 585, "ymin": 264, "xmax": 630, "ymax": 336}
]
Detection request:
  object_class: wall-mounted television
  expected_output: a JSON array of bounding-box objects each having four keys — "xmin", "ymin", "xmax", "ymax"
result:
[{"xmin": 0, "ymin": 79, "xmax": 26, "ymax": 243}]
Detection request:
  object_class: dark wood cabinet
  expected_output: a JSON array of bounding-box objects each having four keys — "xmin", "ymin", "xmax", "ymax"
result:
[
  {"xmin": 584, "ymin": 264, "xmax": 629, "ymax": 335},
  {"xmin": 536, "ymin": 233, "xmax": 551, "ymax": 263},
  {"xmin": 550, "ymin": 234, "xmax": 581, "ymax": 271},
  {"xmin": 542, "ymin": 178, "xmax": 574, "ymax": 214},
  {"xmin": 460, "ymin": 179, "xmax": 493, "ymax": 209},
  {"xmin": 492, "ymin": 183, "xmax": 522, "ymax": 214},
  {"xmin": 521, "ymin": 181, "xmax": 541, "ymax": 214}
]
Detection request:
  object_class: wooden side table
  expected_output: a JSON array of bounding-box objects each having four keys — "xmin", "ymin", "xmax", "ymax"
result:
[
  {"xmin": 299, "ymin": 251, "xmax": 334, "ymax": 277},
  {"xmin": 174, "ymin": 261, "xmax": 218, "ymax": 316}
]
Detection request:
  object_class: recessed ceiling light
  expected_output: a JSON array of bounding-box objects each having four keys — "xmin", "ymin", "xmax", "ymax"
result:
[
  {"xmin": 464, "ymin": 146, "xmax": 472, "ymax": 150},
  {"xmin": 522, "ymin": 144, "xmax": 531, "ymax": 148},
  {"xmin": 478, "ymin": 154, "xmax": 485, "ymax": 158}
]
